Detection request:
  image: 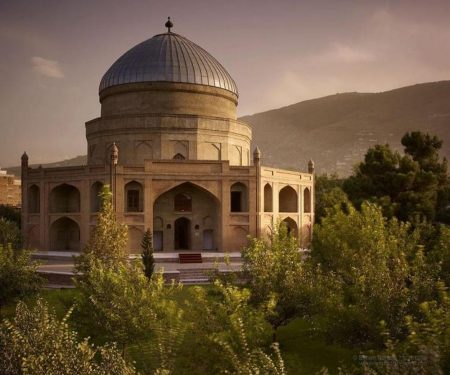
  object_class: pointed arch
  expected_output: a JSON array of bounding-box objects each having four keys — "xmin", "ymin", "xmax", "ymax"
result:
[
  {"xmin": 173, "ymin": 153, "xmax": 186, "ymax": 160},
  {"xmin": 153, "ymin": 182, "xmax": 219, "ymax": 251},
  {"xmin": 304, "ymin": 187, "xmax": 311, "ymax": 213},
  {"xmin": 263, "ymin": 183, "xmax": 273, "ymax": 212},
  {"xmin": 230, "ymin": 182, "xmax": 248, "ymax": 212},
  {"xmin": 50, "ymin": 217, "xmax": 80, "ymax": 251},
  {"xmin": 28, "ymin": 184, "xmax": 40, "ymax": 213},
  {"xmin": 49, "ymin": 184, "xmax": 80, "ymax": 213},
  {"xmin": 124, "ymin": 180, "xmax": 143, "ymax": 212},
  {"xmin": 282, "ymin": 217, "xmax": 298, "ymax": 238},
  {"xmin": 279, "ymin": 185, "xmax": 298, "ymax": 213}
]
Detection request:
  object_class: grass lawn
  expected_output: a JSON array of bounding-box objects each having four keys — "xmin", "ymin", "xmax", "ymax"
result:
[
  {"xmin": 277, "ymin": 319, "xmax": 357, "ymax": 374},
  {"xmin": 2, "ymin": 287, "xmax": 359, "ymax": 374}
]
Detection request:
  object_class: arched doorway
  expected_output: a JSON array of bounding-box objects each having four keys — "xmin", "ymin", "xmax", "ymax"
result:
[
  {"xmin": 174, "ymin": 217, "xmax": 190, "ymax": 250},
  {"xmin": 282, "ymin": 217, "xmax": 298, "ymax": 238},
  {"xmin": 50, "ymin": 217, "xmax": 80, "ymax": 251}
]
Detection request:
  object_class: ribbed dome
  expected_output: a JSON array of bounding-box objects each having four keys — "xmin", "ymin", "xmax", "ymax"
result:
[{"xmin": 99, "ymin": 32, "xmax": 238, "ymax": 95}]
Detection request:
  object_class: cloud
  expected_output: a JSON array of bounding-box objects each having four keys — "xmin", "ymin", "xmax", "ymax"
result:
[
  {"xmin": 307, "ymin": 43, "xmax": 375, "ymax": 65},
  {"xmin": 31, "ymin": 56, "xmax": 64, "ymax": 78}
]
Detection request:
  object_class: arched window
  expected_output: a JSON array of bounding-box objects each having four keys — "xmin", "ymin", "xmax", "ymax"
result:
[
  {"xmin": 304, "ymin": 188, "xmax": 311, "ymax": 213},
  {"xmin": 279, "ymin": 186, "xmax": 298, "ymax": 213},
  {"xmin": 49, "ymin": 184, "xmax": 80, "ymax": 213},
  {"xmin": 174, "ymin": 193, "xmax": 192, "ymax": 212},
  {"xmin": 263, "ymin": 184, "xmax": 272, "ymax": 212},
  {"xmin": 173, "ymin": 153, "xmax": 186, "ymax": 160},
  {"xmin": 90, "ymin": 181, "xmax": 103, "ymax": 212},
  {"xmin": 28, "ymin": 185, "xmax": 40, "ymax": 213},
  {"xmin": 230, "ymin": 182, "xmax": 248, "ymax": 212},
  {"xmin": 125, "ymin": 181, "xmax": 143, "ymax": 212}
]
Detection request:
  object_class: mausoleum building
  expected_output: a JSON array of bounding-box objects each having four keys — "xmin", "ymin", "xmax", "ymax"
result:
[{"xmin": 21, "ymin": 20, "xmax": 314, "ymax": 254}]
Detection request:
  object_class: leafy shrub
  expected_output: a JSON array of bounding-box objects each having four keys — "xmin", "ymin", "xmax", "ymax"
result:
[
  {"xmin": 0, "ymin": 298, "xmax": 136, "ymax": 375},
  {"xmin": 0, "ymin": 244, "xmax": 43, "ymax": 311}
]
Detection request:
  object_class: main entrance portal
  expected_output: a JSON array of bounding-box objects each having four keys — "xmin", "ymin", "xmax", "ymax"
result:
[
  {"xmin": 153, "ymin": 182, "xmax": 219, "ymax": 251},
  {"xmin": 174, "ymin": 217, "xmax": 190, "ymax": 250}
]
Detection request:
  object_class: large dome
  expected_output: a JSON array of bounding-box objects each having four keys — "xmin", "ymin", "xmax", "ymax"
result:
[{"xmin": 99, "ymin": 31, "xmax": 238, "ymax": 95}]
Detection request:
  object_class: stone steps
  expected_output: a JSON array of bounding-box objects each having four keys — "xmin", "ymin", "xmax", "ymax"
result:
[{"xmin": 178, "ymin": 268, "xmax": 215, "ymax": 284}]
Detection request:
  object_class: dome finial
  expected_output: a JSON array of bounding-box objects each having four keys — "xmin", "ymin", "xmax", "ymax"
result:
[{"xmin": 165, "ymin": 16, "xmax": 173, "ymax": 33}]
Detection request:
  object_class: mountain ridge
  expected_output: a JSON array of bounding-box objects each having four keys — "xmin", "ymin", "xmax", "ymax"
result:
[{"xmin": 5, "ymin": 80, "xmax": 450, "ymax": 177}]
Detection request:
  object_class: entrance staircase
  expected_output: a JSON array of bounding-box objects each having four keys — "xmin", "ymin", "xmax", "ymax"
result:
[
  {"xmin": 179, "ymin": 253, "xmax": 202, "ymax": 263},
  {"xmin": 178, "ymin": 268, "xmax": 214, "ymax": 284}
]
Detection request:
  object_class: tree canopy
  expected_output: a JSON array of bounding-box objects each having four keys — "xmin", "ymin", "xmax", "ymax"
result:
[{"xmin": 343, "ymin": 132, "xmax": 449, "ymax": 224}]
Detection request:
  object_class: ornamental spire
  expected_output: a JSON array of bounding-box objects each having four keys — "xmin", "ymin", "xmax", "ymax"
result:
[{"xmin": 165, "ymin": 16, "xmax": 173, "ymax": 33}]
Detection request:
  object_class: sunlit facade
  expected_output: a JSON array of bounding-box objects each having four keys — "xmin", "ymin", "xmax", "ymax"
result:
[{"xmin": 21, "ymin": 21, "xmax": 314, "ymax": 253}]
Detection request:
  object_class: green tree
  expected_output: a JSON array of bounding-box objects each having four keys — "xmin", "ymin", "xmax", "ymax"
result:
[
  {"xmin": 0, "ymin": 204, "xmax": 21, "ymax": 227},
  {"xmin": 0, "ymin": 244, "xmax": 43, "ymax": 316},
  {"xmin": 242, "ymin": 222, "xmax": 334, "ymax": 342},
  {"xmin": 343, "ymin": 132, "xmax": 449, "ymax": 224},
  {"xmin": 75, "ymin": 261, "xmax": 184, "ymax": 372},
  {"xmin": 177, "ymin": 281, "xmax": 279, "ymax": 375},
  {"xmin": 365, "ymin": 283, "xmax": 450, "ymax": 375},
  {"xmin": 0, "ymin": 218, "xmax": 21, "ymax": 250},
  {"xmin": 0, "ymin": 298, "xmax": 137, "ymax": 375},
  {"xmin": 427, "ymin": 225, "xmax": 450, "ymax": 287},
  {"xmin": 215, "ymin": 333, "xmax": 286, "ymax": 375},
  {"xmin": 311, "ymin": 202, "xmax": 439, "ymax": 345},
  {"xmin": 75, "ymin": 185, "xmax": 128, "ymax": 275},
  {"xmin": 314, "ymin": 174, "xmax": 347, "ymax": 223},
  {"xmin": 315, "ymin": 186, "xmax": 351, "ymax": 223},
  {"xmin": 402, "ymin": 131, "xmax": 450, "ymax": 223},
  {"xmin": 141, "ymin": 229, "xmax": 155, "ymax": 280}
]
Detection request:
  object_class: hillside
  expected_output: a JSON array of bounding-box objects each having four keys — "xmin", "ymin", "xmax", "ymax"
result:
[
  {"xmin": 241, "ymin": 81, "xmax": 450, "ymax": 175},
  {"xmin": 5, "ymin": 155, "xmax": 87, "ymax": 178},
  {"xmin": 5, "ymin": 81, "xmax": 450, "ymax": 177}
]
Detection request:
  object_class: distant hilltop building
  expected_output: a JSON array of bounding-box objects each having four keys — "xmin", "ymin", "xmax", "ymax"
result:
[
  {"xmin": 0, "ymin": 168, "xmax": 21, "ymax": 207},
  {"xmin": 21, "ymin": 19, "xmax": 314, "ymax": 253}
]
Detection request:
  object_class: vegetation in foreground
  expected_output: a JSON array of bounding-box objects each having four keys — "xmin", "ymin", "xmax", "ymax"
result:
[{"xmin": 0, "ymin": 132, "xmax": 449, "ymax": 374}]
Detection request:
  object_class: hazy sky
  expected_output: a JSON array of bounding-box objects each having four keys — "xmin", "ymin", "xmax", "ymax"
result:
[{"xmin": 1, "ymin": 0, "xmax": 450, "ymax": 166}]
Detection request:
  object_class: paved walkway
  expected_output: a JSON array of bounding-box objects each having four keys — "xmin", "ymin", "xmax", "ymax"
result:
[{"xmin": 35, "ymin": 252, "xmax": 243, "ymax": 275}]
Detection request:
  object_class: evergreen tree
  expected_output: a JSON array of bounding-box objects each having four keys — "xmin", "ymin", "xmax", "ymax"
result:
[
  {"xmin": 141, "ymin": 229, "xmax": 155, "ymax": 280},
  {"xmin": 343, "ymin": 132, "xmax": 449, "ymax": 223}
]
